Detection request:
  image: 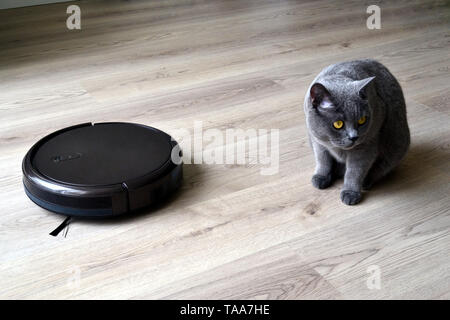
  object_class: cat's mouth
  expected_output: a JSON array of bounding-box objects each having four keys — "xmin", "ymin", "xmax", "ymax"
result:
[
  {"xmin": 341, "ymin": 144, "xmax": 356, "ymax": 150},
  {"xmin": 331, "ymin": 140, "xmax": 357, "ymax": 150}
]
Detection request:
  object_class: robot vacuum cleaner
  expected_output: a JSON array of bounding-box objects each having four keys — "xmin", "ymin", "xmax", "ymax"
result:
[{"xmin": 22, "ymin": 122, "xmax": 183, "ymax": 218}]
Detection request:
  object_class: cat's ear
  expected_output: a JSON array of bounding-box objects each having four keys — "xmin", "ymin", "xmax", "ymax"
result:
[
  {"xmin": 310, "ymin": 83, "xmax": 333, "ymax": 109},
  {"xmin": 354, "ymin": 76, "xmax": 375, "ymax": 100}
]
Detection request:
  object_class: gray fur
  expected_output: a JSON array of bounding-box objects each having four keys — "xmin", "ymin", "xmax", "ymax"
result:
[{"xmin": 304, "ymin": 59, "xmax": 410, "ymax": 205}]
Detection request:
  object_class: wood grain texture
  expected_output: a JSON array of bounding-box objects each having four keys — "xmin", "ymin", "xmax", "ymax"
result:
[{"xmin": 0, "ymin": 0, "xmax": 449, "ymax": 299}]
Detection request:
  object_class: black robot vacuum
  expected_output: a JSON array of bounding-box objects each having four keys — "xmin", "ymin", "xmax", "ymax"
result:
[{"xmin": 22, "ymin": 122, "xmax": 183, "ymax": 218}]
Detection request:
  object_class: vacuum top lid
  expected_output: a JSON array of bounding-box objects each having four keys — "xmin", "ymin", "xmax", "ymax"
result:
[{"xmin": 31, "ymin": 122, "xmax": 173, "ymax": 186}]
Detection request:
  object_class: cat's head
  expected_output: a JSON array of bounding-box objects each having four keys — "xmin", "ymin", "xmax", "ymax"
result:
[{"xmin": 305, "ymin": 76, "xmax": 376, "ymax": 150}]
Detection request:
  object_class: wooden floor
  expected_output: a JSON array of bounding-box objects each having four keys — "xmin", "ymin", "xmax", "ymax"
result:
[{"xmin": 0, "ymin": 0, "xmax": 449, "ymax": 299}]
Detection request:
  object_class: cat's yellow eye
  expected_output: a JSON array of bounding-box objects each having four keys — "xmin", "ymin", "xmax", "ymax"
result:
[
  {"xmin": 358, "ymin": 116, "xmax": 367, "ymax": 125},
  {"xmin": 333, "ymin": 120, "xmax": 344, "ymax": 129}
]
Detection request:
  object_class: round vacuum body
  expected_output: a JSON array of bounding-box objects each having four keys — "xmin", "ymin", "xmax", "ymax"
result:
[{"xmin": 22, "ymin": 122, "xmax": 182, "ymax": 217}]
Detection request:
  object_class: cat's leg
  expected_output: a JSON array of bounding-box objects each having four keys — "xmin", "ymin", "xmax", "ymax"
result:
[
  {"xmin": 311, "ymin": 140, "xmax": 335, "ymax": 189},
  {"xmin": 341, "ymin": 147, "xmax": 377, "ymax": 205}
]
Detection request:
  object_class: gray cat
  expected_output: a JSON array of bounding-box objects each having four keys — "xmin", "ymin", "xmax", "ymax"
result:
[{"xmin": 304, "ymin": 59, "xmax": 410, "ymax": 205}]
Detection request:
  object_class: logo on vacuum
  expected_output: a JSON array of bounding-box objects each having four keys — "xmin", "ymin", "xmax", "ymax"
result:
[{"xmin": 52, "ymin": 152, "xmax": 82, "ymax": 163}]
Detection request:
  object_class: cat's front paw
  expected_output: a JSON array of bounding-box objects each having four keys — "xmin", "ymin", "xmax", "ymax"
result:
[
  {"xmin": 340, "ymin": 190, "xmax": 362, "ymax": 205},
  {"xmin": 311, "ymin": 174, "xmax": 333, "ymax": 189}
]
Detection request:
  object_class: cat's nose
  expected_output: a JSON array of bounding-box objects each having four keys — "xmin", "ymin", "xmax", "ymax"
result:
[{"xmin": 349, "ymin": 135, "xmax": 359, "ymax": 142}]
